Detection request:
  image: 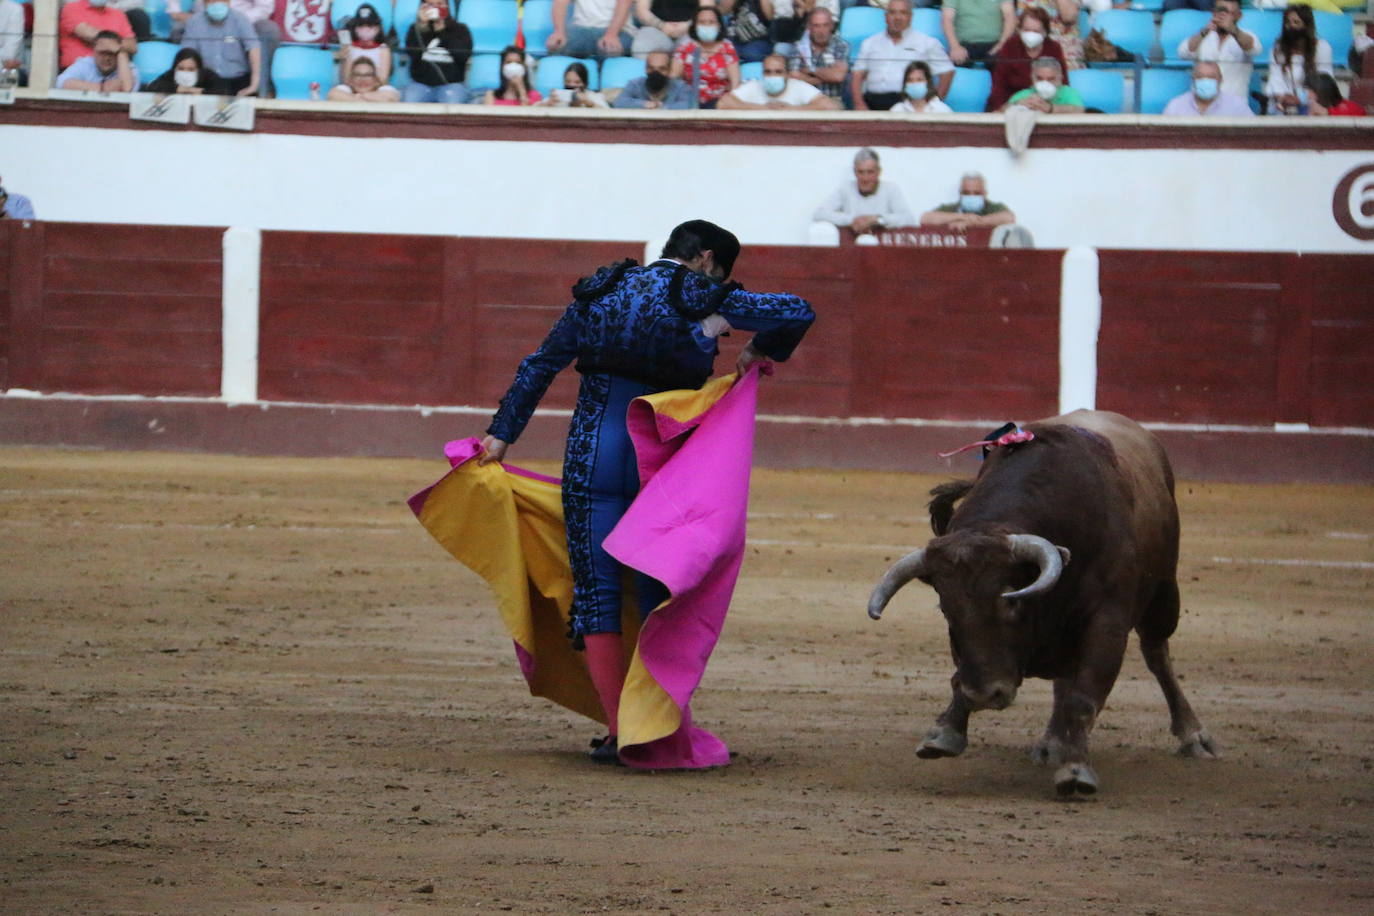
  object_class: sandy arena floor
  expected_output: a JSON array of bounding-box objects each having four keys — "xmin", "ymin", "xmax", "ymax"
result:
[{"xmin": 1, "ymin": 446, "xmax": 1372, "ymax": 914}]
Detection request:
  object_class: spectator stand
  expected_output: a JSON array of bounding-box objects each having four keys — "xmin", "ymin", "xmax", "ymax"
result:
[
  {"xmin": 1070, "ymin": 67, "xmax": 1127, "ymax": 113},
  {"xmin": 271, "ymin": 45, "xmax": 337, "ymax": 100},
  {"xmin": 599, "ymin": 55, "xmax": 643, "ymax": 92},
  {"xmin": 459, "ymin": 0, "xmax": 519, "ymax": 56},
  {"xmin": 133, "ymin": 40, "xmax": 178, "ymax": 85},
  {"xmin": 466, "ymin": 52, "xmax": 501, "ymax": 93}
]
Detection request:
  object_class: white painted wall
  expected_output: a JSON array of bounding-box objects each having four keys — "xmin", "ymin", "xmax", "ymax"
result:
[{"xmin": 4, "ymin": 123, "xmax": 1374, "ymax": 252}]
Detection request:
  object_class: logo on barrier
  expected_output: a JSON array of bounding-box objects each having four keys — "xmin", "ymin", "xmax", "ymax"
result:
[{"xmin": 1332, "ymin": 164, "xmax": 1374, "ymax": 242}]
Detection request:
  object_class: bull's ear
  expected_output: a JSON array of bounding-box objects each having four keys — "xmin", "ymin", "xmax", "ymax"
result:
[{"xmin": 928, "ymin": 480, "xmax": 975, "ymax": 535}]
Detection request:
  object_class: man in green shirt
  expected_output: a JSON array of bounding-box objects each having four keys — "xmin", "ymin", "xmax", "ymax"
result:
[
  {"xmin": 942, "ymin": 0, "xmax": 1016, "ymax": 66},
  {"xmin": 919, "ymin": 171, "xmax": 1018, "ymax": 231},
  {"xmin": 1002, "ymin": 58, "xmax": 1085, "ymax": 113}
]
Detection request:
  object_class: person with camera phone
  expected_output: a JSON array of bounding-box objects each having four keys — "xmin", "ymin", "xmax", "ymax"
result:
[
  {"xmin": 403, "ymin": 0, "xmax": 473, "ymax": 103},
  {"xmin": 536, "ymin": 61, "xmax": 610, "ymax": 108},
  {"xmin": 1176, "ymin": 0, "xmax": 1259, "ymax": 101}
]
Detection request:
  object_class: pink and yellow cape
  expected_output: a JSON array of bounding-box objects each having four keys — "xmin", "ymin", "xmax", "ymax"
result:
[{"xmin": 408, "ymin": 367, "xmax": 765, "ymax": 769}]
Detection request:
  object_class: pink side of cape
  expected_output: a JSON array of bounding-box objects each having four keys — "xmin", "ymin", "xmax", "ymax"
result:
[{"xmin": 604, "ymin": 368, "xmax": 761, "ymax": 769}]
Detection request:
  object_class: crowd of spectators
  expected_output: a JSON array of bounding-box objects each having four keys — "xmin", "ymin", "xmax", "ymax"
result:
[{"xmin": 8, "ymin": 0, "xmax": 1367, "ymax": 117}]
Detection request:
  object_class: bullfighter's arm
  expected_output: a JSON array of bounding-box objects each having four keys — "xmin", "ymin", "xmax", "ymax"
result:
[{"xmin": 486, "ymin": 305, "xmax": 581, "ymax": 444}]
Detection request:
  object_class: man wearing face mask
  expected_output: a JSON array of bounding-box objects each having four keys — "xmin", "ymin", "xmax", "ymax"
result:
[
  {"xmin": 611, "ymin": 49, "xmax": 694, "ymax": 108},
  {"xmin": 180, "ymin": 0, "xmax": 262, "ymax": 96},
  {"xmin": 920, "ymin": 171, "xmax": 1017, "ymax": 231},
  {"xmin": 1162, "ymin": 60, "xmax": 1254, "ymax": 117},
  {"xmin": 718, "ymin": 52, "xmax": 839, "ymax": 109},
  {"xmin": 477, "ymin": 220, "xmax": 814, "ymax": 765},
  {"xmin": 1000, "ymin": 58, "xmax": 1083, "ymax": 113},
  {"xmin": 58, "ymin": 0, "xmax": 137, "ymax": 71},
  {"xmin": 55, "ymin": 29, "xmax": 140, "ymax": 91}
]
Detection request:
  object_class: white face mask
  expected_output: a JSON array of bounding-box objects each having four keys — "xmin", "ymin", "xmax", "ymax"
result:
[
  {"xmin": 501, "ymin": 61, "xmax": 525, "ymax": 80},
  {"xmin": 173, "ymin": 69, "xmax": 199, "ymax": 88},
  {"xmin": 1034, "ymin": 79, "xmax": 1058, "ymax": 100},
  {"xmin": 1020, "ymin": 30, "xmax": 1045, "ymax": 50}
]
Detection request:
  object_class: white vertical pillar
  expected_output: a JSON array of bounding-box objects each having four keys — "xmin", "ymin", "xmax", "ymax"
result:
[
  {"xmin": 221, "ymin": 227, "xmax": 261, "ymax": 403},
  {"xmin": 1058, "ymin": 245, "xmax": 1100, "ymax": 415},
  {"xmin": 30, "ymin": 0, "xmax": 60, "ymax": 93}
]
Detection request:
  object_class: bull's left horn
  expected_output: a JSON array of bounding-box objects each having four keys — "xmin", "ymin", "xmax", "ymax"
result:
[
  {"xmin": 1002, "ymin": 535, "xmax": 1069, "ymax": 599},
  {"xmin": 868, "ymin": 549, "xmax": 930, "ymax": 620}
]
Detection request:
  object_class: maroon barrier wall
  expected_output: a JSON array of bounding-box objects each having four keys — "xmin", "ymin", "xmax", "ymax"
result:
[
  {"xmin": 2, "ymin": 222, "xmax": 1371, "ymax": 434},
  {"xmin": 0, "ymin": 220, "xmax": 224, "ymax": 397},
  {"xmin": 1098, "ymin": 251, "xmax": 1374, "ymax": 428},
  {"xmin": 255, "ymin": 236, "xmax": 1065, "ymax": 422}
]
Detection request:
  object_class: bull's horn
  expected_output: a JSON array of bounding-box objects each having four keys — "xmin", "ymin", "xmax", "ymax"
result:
[
  {"xmin": 1002, "ymin": 534, "xmax": 1069, "ymax": 599},
  {"xmin": 868, "ymin": 549, "xmax": 930, "ymax": 620}
]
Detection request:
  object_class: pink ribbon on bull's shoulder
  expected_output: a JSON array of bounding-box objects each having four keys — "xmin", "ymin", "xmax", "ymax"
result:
[{"xmin": 604, "ymin": 366, "xmax": 764, "ymax": 770}]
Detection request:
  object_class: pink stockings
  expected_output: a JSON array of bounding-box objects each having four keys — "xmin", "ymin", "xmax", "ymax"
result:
[{"xmin": 583, "ymin": 633, "xmax": 627, "ymax": 736}]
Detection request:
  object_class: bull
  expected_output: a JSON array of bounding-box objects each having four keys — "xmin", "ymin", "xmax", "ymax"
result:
[{"xmin": 867, "ymin": 410, "xmax": 1218, "ymax": 795}]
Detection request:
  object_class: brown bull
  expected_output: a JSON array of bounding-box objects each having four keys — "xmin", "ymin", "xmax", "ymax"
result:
[{"xmin": 867, "ymin": 410, "xmax": 1218, "ymax": 795}]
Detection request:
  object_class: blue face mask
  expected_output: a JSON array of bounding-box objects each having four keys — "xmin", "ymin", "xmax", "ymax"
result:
[
  {"xmin": 696, "ymin": 24, "xmax": 719, "ymax": 43},
  {"xmin": 763, "ymin": 75, "xmax": 785, "ymax": 95},
  {"xmin": 1193, "ymin": 77, "xmax": 1219, "ymax": 101},
  {"xmin": 904, "ymin": 80, "xmax": 927, "ymax": 100},
  {"xmin": 206, "ymin": 2, "xmax": 230, "ymax": 22},
  {"xmin": 960, "ymin": 194, "xmax": 985, "ymax": 213}
]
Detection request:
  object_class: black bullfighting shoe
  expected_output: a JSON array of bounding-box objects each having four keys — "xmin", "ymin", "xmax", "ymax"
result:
[{"xmin": 588, "ymin": 735, "xmax": 622, "ymax": 765}]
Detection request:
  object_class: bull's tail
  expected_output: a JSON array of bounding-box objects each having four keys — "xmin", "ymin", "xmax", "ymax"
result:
[{"xmin": 867, "ymin": 549, "xmax": 930, "ymax": 620}]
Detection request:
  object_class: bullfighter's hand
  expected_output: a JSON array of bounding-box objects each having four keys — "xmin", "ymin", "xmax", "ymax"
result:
[
  {"xmin": 478, "ymin": 435, "xmax": 508, "ymax": 465},
  {"xmin": 736, "ymin": 342, "xmax": 771, "ymax": 377}
]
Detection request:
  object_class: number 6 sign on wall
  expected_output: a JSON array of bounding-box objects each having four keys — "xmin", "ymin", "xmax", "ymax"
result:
[{"xmin": 1333, "ymin": 164, "xmax": 1374, "ymax": 242}]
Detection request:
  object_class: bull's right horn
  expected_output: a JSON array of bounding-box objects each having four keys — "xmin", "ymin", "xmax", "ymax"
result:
[
  {"xmin": 867, "ymin": 549, "xmax": 930, "ymax": 620},
  {"xmin": 1002, "ymin": 534, "xmax": 1069, "ymax": 599}
]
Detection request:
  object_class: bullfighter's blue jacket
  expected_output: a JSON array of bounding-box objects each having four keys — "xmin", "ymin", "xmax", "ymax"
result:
[{"xmin": 487, "ymin": 259, "xmax": 817, "ymax": 444}]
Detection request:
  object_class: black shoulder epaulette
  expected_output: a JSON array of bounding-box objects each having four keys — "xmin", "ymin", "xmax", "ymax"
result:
[{"xmin": 571, "ymin": 258, "xmax": 639, "ymax": 302}]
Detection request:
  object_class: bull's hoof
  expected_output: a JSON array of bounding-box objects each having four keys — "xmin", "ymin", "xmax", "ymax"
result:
[
  {"xmin": 1178, "ymin": 729, "xmax": 1221, "ymax": 759},
  {"xmin": 1053, "ymin": 762, "xmax": 1099, "ymax": 796},
  {"xmin": 1030, "ymin": 736, "xmax": 1066, "ymax": 767},
  {"xmin": 916, "ymin": 725, "xmax": 967, "ymax": 759}
]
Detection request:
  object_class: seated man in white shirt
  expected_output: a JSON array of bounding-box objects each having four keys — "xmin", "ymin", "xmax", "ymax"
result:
[
  {"xmin": 1162, "ymin": 60, "xmax": 1254, "ymax": 117},
  {"xmin": 850, "ymin": 0, "xmax": 953, "ymax": 112},
  {"xmin": 812, "ymin": 148, "xmax": 916, "ymax": 236},
  {"xmin": 718, "ymin": 53, "xmax": 840, "ymax": 110},
  {"xmin": 1175, "ymin": 0, "xmax": 1259, "ymax": 101}
]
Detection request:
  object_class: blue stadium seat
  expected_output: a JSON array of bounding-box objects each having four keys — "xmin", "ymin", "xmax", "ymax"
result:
[
  {"xmin": 1314, "ymin": 11, "xmax": 1353, "ymax": 68},
  {"xmin": 533, "ymin": 54, "xmax": 600, "ymax": 94},
  {"xmin": 465, "ymin": 52, "xmax": 502, "ymax": 91},
  {"xmin": 1159, "ymin": 9, "xmax": 1213, "ymax": 65},
  {"xmin": 1138, "ymin": 66, "xmax": 1191, "ymax": 113},
  {"xmin": 740, "ymin": 60, "xmax": 763, "ymax": 82},
  {"xmin": 1244, "ymin": 9, "xmax": 1283, "ymax": 58},
  {"xmin": 142, "ymin": 0, "xmax": 174, "ymax": 39},
  {"xmin": 840, "ymin": 7, "xmax": 884, "ymax": 60},
  {"xmin": 332, "ymin": 0, "xmax": 393, "ymax": 34},
  {"xmin": 394, "ymin": 0, "xmax": 423, "ymax": 40},
  {"xmin": 271, "ymin": 46, "xmax": 338, "ymax": 99},
  {"xmin": 133, "ymin": 40, "xmax": 178, "ymax": 84},
  {"xmin": 1130, "ymin": 0, "xmax": 1165, "ymax": 11},
  {"xmin": 1069, "ymin": 67, "xmax": 1125, "ymax": 113},
  {"xmin": 911, "ymin": 8, "xmax": 945, "ymax": 48},
  {"xmin": 459, "ymin": 0, "xmax": 520, "ymax": 55},
  {"xmin": 599, "ymin": 55, "xmax": 644, "ymax": 91},
  {"xmin": 943, "ymin": 66, "xmax": 991, "ymax": 112},
  {"xmin": 1090, "ymin": 10, "xmax": 1155, "ymax": 62},
  {"xmin": 522, "ymin": 0, "xmax": 557, "ymax": 57}
]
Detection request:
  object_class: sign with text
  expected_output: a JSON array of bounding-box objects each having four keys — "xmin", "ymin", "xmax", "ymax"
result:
[{"xmin": 840, "ymin": 227, "xmax": 992, "ymax": 248}]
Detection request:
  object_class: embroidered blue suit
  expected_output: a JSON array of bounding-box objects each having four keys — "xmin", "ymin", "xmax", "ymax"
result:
[{"xmin": 488, "ymin": 259, "xmax": 815, "ymax": 641}]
